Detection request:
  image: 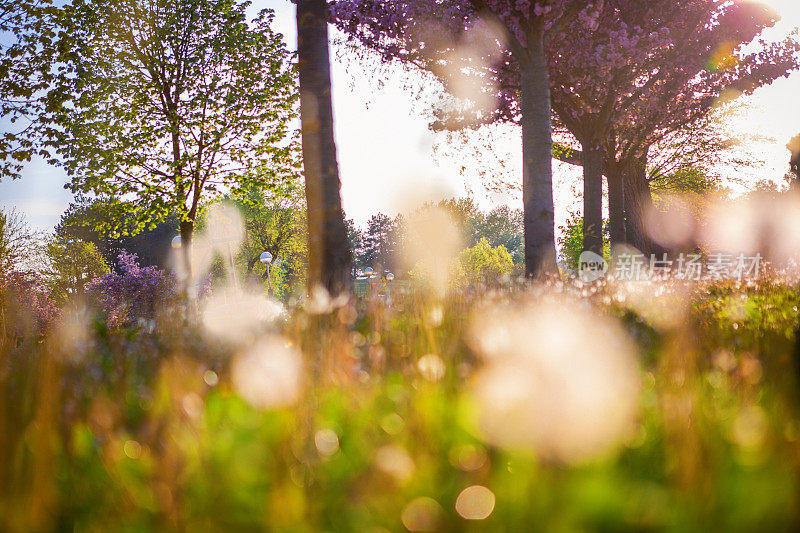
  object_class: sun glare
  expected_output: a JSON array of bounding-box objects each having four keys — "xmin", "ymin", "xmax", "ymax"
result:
[{"xmin": 759, "ymin": 0, "xmax": 800, "ymax": 28}]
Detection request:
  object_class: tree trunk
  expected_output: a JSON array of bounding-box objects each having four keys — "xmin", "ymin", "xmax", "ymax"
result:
[
  {"xmin": 518, "ymin": 31, "xmax": 557, "ymax": 277},
  {"xmin": 296, "ymin": 0, "xmax": 352, "ymax": 296},
  {"xmin": 607, "ymin": 161, "xmax": 626, "ymax": 249},
  {"xmin": 582, "ymin": 141, "xmax": 603, "ymax": 256},
  {"xmin": 179, "ymin": 220, "xmax": 193, "ymax": 298},
  {"xmin": 622, "ymin": 151, "xmax": 656, "ymax": 256}
]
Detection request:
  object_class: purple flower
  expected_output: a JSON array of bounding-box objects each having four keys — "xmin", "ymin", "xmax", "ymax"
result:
[
  {"xmin": 0, "ymin": 271, "xmax": 60, "ymax": 333},
  {"xmin": 85, "ymin": 252, "xmax": 178, "ymax": 328}
]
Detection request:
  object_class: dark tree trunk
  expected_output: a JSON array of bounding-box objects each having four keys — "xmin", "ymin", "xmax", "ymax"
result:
[
  {"xmin": 622, "ymin": 150, "xmax": 657, "ymax": 256},
  {"xmin": 518, "ymin": 30, "xmax": 557, "ymax": 277},
  {"xmin": 179, "ymin": 220, "xmax": 193, "ymax": 297},
  {"xmin": 789, "ymin": 134, "xmax": 800, "ymax": 180},
  {"xmin": 296, "ymin": 0, "xmax": 352, "ymax": 295},
  {"xmin": 582, "ymin": 141, "xmax": 603, "ymax": 256},
  {"xmin": 607, "ymin": 163, "xmax": 626, "ymax": 249}
]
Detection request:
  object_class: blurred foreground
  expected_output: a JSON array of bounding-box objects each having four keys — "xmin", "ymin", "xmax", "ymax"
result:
[{"xmin": 2, "ymin": 274, "xmax": 800, "ymax": 531}]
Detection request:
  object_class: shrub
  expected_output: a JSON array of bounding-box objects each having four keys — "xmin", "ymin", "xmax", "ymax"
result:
[
  {"xmin": 85, "ymin": 252, "xmax": 177, "ymax": 328},
  {"xmin": 451, "ymin": 238, "xmax": 515, "ymax": 290}
]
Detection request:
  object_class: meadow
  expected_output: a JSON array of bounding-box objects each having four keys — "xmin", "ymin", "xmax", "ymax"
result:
[{"xmin": 2, "ymin": 272, "xmax": 800, "ymax": 532}]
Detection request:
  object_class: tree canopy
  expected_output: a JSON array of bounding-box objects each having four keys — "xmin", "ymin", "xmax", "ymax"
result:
[
  {"xmin": 332, "ymin": 0, "xmax": 799, "ymax": 256},
  {"xmin": 35, "ymin": 0, "xmax": 300, "ymax": 246}
]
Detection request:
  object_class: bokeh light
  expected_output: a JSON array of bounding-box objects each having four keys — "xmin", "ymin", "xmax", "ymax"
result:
[
  {"xmin": 470, "ymin": 296, "xmax": 641, "ymax": 463},
  {"xmin": 454, "ymin": 485, "xmax": 495, "ymax": 520},
  {"xmin": 231, "ymin": 336, "xmax": 304, "ymax": 409}
]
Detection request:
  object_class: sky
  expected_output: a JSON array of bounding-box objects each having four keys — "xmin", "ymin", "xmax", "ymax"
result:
[{"xmin": 1, "ymin": 0, "xmax": 799, "ymax": 234}]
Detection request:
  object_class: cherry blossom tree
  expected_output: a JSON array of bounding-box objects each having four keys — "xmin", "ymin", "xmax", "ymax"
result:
[
  {"xmin": 333, "ymin": 0, "xmax": 798, "ymax": 257},
  {"xmin": 540, "ymin": 0, "xmax": 798, "ymax": 252},
  {"xmin": 333, "ymin": 0, "xmax": 605, "ymax": 276}
]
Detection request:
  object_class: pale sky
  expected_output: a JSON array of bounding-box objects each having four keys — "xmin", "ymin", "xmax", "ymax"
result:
[{"xmin": 1, "ymin": 0, "xmax": 798, "ymax": 233}]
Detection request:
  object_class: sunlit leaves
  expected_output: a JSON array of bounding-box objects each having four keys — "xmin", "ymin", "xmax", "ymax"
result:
[{"xmin": 35, "ymin": 0, "xmax": 300, "ymax": 234}]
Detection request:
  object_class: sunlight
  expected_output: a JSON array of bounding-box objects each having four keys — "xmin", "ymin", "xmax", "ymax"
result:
[{"xmin": 756, "ymin": 0, "xmax": 800, "ymax": 28}]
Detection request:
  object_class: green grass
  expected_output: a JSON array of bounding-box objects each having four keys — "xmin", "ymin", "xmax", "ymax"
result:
[{"xmin": 2, "ymin": 278, "xmax": 800, "ymax": 531}]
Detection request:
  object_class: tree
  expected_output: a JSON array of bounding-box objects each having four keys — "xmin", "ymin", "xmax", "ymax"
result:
[
  {"xmin": 472, "ymin": 205, "xmax": 524, "ymax": 266},
  {"xmin": 0, "ymin": 0, "xmax": 53, "ymax": 180},
  {"xmin": 56, "ymin": 196, "xmax": 180, "ymax": 270},
  {"xmin": 42, "ymin": 238, "xmax": 109, "ymax": 304},
  {"xmin": 435, "ymin": 198, "xmax": 524, "ymax": 266},
  {"xmin": 84, "ymin": 252, "xmax": 176, "ymax": 328},
  {"xmin": 332, "ymin": 0, "xmax": 606, "ymax": 277},
  {"xmin": 344, "ymin": 217, "xmax": 365, "ymax": 275},
  {"xmin": 0, "ymin": 208, "xmax": 38, "ymax": 274},
  {"xmin": 361, "ymin": 213, "xmax": 401, "ymax": 273},
  {"xmin": 552, "ymin": 102, "xmax": 761, "ymax": 250},
  {"xmin": 297, "ymin": 0, "xmax": 352, "ymax": 296},
  {"xmin": 234, "ymin": 186, "xmax": 308, "ymax": 300},
  {"xmin": 790, "ymin": 134, "xmax": 800, "ymax": 179},
  {"xmin": 37, "ymin": 0, "xmax": 299, "ymax": 293},
  {"xmin": 336, "ymin": 1, "xmax": 798, "ymax": 259},
  {"xmin": 0, "ymin": 270, "xmax": 59, "ymax": 335},
  {"xmin": 349, "ymin": 200, "xmax": 524, "ymax": 277},
  {"xmin": 451, "ymin": 237, "xmax": 514, "ymax": 290},
  {"xmin": 547, "ymin": 0, "xmax": 797, "ymax": 253}
]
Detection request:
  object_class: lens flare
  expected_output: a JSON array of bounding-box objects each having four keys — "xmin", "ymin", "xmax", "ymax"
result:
[
  {"xmin": 374, "ymin": 445, "xmax": 416, "ymax": 482},
  {"xmin": 401, "ymin": 206, "xmax": 464, "ymax": 297},
  {"xmin": 417, "ymin": 353, "xmax": 446, "ymax": 382},
  {"xmin": 314, "ymin": 429, "xmax": 340, "ymax": 457}
]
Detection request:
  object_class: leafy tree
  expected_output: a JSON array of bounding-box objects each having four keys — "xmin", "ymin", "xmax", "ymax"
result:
[
  {"xmin": 0, "ymin": 208, "xmax": 38, "ymax": 273},
  {"xmin": 473, "ymin": 205, "xmax": 524, "ymax": 266},
  {"xmin": 297, "ymin": 0, "xmax": 352, "ymax": 295},
  {"xmin": 42, "ymin": 237, "xmax": 109, "ymax": 304},
  {"xmin": 790, "ymin": 134, "xmax": 800, "ymax": 179},
  {"xmin": 451, "ymin": 237, "xmax": 514, "ymax": 290},
  {"xmin": 0, "ymin": 0, "xmax": 53, "ymax": 180},
  {"xmin": 344, "ymin": 217, "xmax": 365, "ymax": 275},
  {"xmin": 56, "ymin": 196, "xmax": 180, "ymax": 270},
  {"xmin": 545, "ymin": 1, "xmax": 794, "ymax": 253},
  {"xmin": 558, "ymin": 214, "xmax": 610, "ymax": 271},
  {"xmin": 433, "ymin": 199, "xmax": 524, "ymax": 266},
  {"xmin": 335, "ymin": 0, "xmax": 798, "ymax": 260},
  {"xmin": 37, "ymin": 0, "xmax": 299, "ymax": 288},
  {"xmin": 350, "ymin": 200, "xmax": 524, "ymax": 278},
  {"xmin": 361, "ymin": 213, "xmax": 402, "ymax": 273},
  {"xmin": 234, "ymin": 186, "xmax": 308, "ymax": 301},
  {"xmin": 0, "ymin": 270, "xmax": 59, "ymax": 335},
  {"xmin": 649, "ymin": 166, "xmax": 722, "ymax": 196},
  {"xmin": 547, "ymin": 1, "xmax": 797, "ymax": 253}
]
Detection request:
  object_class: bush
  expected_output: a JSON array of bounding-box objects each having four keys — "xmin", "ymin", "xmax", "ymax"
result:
[
  {"xmin": 451, "ymin": 238, "xmax": 515, "ymax": 290},
  {"xmin": 558, "ymin": 213, "xmax": 611, "ymax": 270},
  {"xmin": 85, "ymin": 252, "xmax": 177, "ymax": 328}
]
